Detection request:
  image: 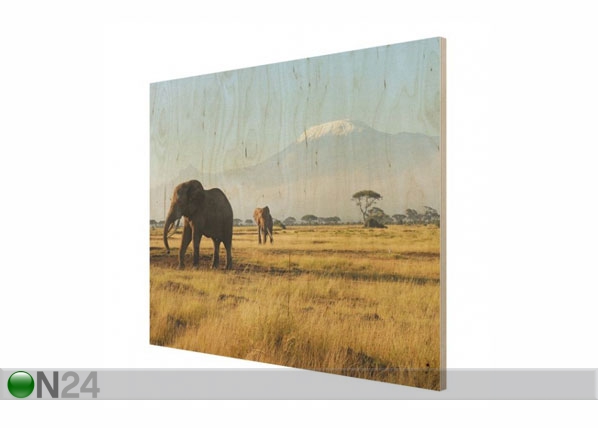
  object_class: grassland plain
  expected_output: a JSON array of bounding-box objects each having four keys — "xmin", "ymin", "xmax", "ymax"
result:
[{"xmin": 150, "ymin": 224, "xmax": 441, "ymax": 389}]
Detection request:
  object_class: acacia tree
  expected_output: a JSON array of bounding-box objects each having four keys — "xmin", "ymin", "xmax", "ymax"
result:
[
  {"xmin": 423, "ymin": 206, "xmax": 440, "ymax": 225},
  {"xmin": 368, "ymin": 207, "xmax": 392, "ymax": 224},
  {"xmin": 326, "ymin": 216, "xmax": 341, "ymax": 225},
  {"xmin": 283, "ymin": 217, "xmax": 296, "ymax": 226},
  {"xmin": 405, "ymin": 208, "xmax": 419, "ymax": 224},
  {"xmin": 392, "ymin": 214, "xmax": 406, "ymax": 225},
  {"xmin": 301, "ymin": 214, "xmax": 318, "ymax": 225},
  {"xmin": 352, "ymin": 190, "xmax": 382, "ymax": 225}
]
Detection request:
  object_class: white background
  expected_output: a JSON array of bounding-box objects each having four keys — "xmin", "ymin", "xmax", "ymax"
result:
[{"xmin": 1, "ymin": 0, "xmax": 597, "ymax": 424}]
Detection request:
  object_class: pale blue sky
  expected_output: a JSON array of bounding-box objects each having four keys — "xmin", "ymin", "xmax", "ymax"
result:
[{"xmin": 150, "ymin": 37, "xmax": 441, "ymax": 186}]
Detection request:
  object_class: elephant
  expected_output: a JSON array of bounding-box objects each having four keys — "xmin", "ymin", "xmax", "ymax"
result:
[
  {"xmin": 253, "ymin": 206, "xmax": 273, "ymax": 244},
  {"xmin": 163, "ymin": 180, "xmax": 233, "ymax": 270},
  {"xmin": 364, "ymin": 217, "xmax": 387, "ymax": 229}
]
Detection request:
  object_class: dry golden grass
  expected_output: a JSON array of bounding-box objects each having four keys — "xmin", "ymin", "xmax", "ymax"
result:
[{"xmin": 150, "ymin": 224, "xmax": 441, "ymax": 390}]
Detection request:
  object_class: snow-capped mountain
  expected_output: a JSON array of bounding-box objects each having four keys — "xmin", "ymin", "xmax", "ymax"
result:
[{"xmin": 151, "ymin": 119, "xmax": 441, "ymax": 223}]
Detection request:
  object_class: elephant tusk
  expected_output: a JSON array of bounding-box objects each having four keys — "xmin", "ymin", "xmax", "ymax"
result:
[{"xmin": 167, "ymin": 219, "xmax": 180, "ymax": 237}]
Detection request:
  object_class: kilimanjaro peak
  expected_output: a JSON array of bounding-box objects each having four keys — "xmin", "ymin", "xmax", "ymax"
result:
[{"xmin": 297, "ymin": 119, "xmax": 370, "ymax": 143}]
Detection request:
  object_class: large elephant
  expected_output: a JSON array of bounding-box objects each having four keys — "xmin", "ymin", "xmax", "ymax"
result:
[
  {"xmin": 163, "ymin": 180, "xmax": 233, "ymax": 269},
  {"xmin": 253, "ymin": 206, "xmax": 273, "ymax": 244}
]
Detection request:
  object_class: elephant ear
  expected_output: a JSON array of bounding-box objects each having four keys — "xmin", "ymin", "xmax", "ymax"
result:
[
  {"xmin": 187, "ymin": 180, "xmax": 205, "ymax": 213},
  {"xmin": 262, "ymin": 206, "xmax": 270, "ymax": 217},
  {"xmin": 186, "ymin": 180, "xmax": 204, "ymax": 192}
]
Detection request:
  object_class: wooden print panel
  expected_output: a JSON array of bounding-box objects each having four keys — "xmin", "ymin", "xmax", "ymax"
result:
[{"xmin": 150, "ymin": 37, "xmax": 446, "ymax": 390}]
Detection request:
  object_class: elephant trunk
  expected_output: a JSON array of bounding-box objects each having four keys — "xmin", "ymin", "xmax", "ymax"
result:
[{"xmin": 163, "ymin": 205, "xmax": 180, "ymax": 254}]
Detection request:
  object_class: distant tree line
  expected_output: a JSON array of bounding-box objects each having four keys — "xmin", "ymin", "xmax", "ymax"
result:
[
  {"xmin": 298, "ymin": 215, "xmax": 341, "ymax": 225},
  {"xmin": 152, "ymin": 192, "xmax": 440, "ymax": 229},
  {"xmin": 369, "ymin": 206, "xmax": 440, "ymax": 226},
  {"xmin": 150, "ymin": 219, "xmax": 166, "ymax": 229},
  {"xmin": 154, "ymin": 206, "xmax": 439, "ymax": 229},
  {"xmin": 351, "ymin": 189, "xmax": 440, "ymax": 227}
]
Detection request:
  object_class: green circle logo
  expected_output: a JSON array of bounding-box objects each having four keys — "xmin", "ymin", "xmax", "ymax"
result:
[{"xmin": 8, "ymin": 371, "xmax": 35, "ymax": 398}]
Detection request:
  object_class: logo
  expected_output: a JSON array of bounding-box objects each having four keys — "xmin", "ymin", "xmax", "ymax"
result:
[
  {"xmin": 7, "ymin": 371, "xmax": 35, "ymax": 398},
  {"xmin": 7, "ymin": 371, "xmax": 99, "ymax": 399}
]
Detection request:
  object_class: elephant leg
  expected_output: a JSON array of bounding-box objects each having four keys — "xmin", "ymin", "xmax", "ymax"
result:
[
  {"xmin": 223, "ymin": 238, "xmax": 233, "ymax": 270},
  {"xmin": 268, "ymin": 227, "xmax": 273, "ymax": 244},
  {"xmin": 257, "ymin": 226, "xmax": 262, "ymax": 244},
  {"xmin": 178, "ymin": 224, "xmax": 192, "ymax": 269},
  {"xmin": 211, "ymin": 239, "xmax": 221, "ymax": 268},
  {"xmin": 192, "ymin": 228, "xmax": 202, "ymax": 268}
]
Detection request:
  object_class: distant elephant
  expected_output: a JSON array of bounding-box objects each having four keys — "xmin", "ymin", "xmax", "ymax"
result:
[
  {"xmin": 253, "ymin": 206, "xmax": 273, "ymax": 244},
  {"xmin": 163, "ymin": 180, "xmax": 233, "ymax": 269},
  {"xmin": 364, "ymin": 217, "xmax": 387, "ymax": 229}
]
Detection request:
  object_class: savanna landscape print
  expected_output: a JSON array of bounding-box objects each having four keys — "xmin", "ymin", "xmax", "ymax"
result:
[{"xmin": 150, "ymin": 38, "xmax": 446, "ymax": 390}]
